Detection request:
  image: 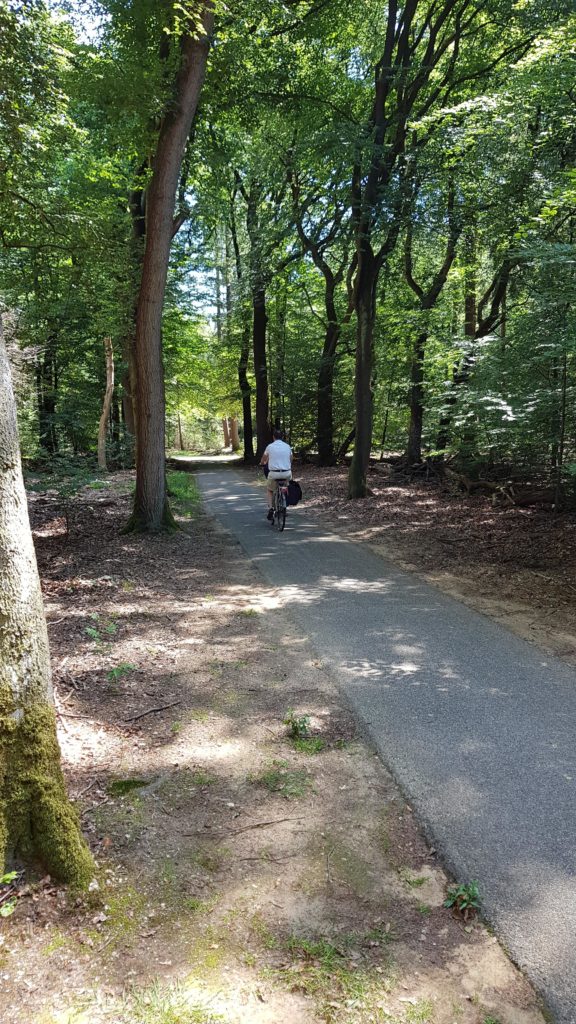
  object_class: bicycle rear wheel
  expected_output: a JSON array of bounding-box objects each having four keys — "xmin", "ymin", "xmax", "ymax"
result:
[{"xmin": 276, "ymin": 491, "xmax": 287, "ymax": 531}]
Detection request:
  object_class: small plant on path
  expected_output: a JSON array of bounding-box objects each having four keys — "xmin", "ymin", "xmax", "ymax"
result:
[
  {"xmin": 443, "ymin": 880, "xmax": 481, "ymax": 919},
  {"xmin": 283, "ymin": 709, "xmax": 311, "ymax": 738}
]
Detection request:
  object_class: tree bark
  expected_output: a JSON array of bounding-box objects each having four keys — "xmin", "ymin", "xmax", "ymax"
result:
[
  {"xmin": 252, "ymin": 284, "xmax": 271, "ymax": 460},
  {"xmin": 317, "ymin": 323, "xmax": 339, "ymax": 466},
  {"xmin": 36, "ymin": 334, "xmax": 58, "ymax": 456},
  {"xmin": 126, "ymin": 6, "xmax": 214, "ymax": 532},
  {"xmin": 222, "ymin": 417, "xmax": 230, "ymax": 448},
  {"xmin": 229, "ymin": 416, "xmax": 240, "ymax": 450},
  {"xmin": 348, "ymin": 255, "xmax": 377, "ymax": 498},
  {"xmin": 238, "ymin": 319, "xmax": 254, "ymax": 462},
  {"xmin": 0, "ymin": 320, "xmax": 93, "ymax": 885},
  {"xmin": 97, "ymin": 337, "xmax": 115, "ymax": 471},
  {"xmin": 405, "ymin": 331, "xmax": 427, "ymax": 464}
]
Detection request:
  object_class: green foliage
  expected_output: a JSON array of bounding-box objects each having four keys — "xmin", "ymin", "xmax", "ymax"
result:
[
  {"xmin": 107, "ymin": 663, "xmax": 136, "ymax": 682},
  {"xmin": 250, "ymin": 759, "xmax": 311, "ymax": 799},
  {"xmin": 0, "ymin": 870, "xmax": 18, "ymax": 918},
  {"xmin": 283, "ymin": 709, "xmax": 311, "ymax": 739},
  {"xmin": 443, "ymin": 880, "xmax": 481, "ymax": 917},
  {"xmin": 166, "ymin": 471, "xmax": 201, "ymax": 518}
]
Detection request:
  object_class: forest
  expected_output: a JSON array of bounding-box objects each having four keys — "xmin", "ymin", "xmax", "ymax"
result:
[
  {"xmin": 1, "ymin": 3, "xmax": 576, "ymax": 1023},
  {"xmin": 1, "ymin": 0, "xmax": 575, "ymax": 518}
]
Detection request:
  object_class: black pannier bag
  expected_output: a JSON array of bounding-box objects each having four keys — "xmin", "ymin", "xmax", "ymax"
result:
[{"xmin": 287, "ymin": 480, "xmax": 303, "ymax": 506}]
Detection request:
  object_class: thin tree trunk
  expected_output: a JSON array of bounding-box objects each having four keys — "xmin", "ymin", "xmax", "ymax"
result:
[
  {"xmin": 36, "ymin": 334, "xmax": 58, "ymax": 456},
  {"xmin": 229, "ymin": 416, "xmax": 240, "ymax": 450},
  {"xmin": 238, "ymin": 319, "xmax": 254, "ymax": 462},
  {"xmin": 348, "ymin": 259, "xmax": 377, "ymax": 498},
  {"xmin": 97, "ymin": 337, "xmax": 115, "ymax": 471},
  {"xmin": 0, "ymin": 320, "xmax": 93, "ymax": 885},
  {"xmin": 554, "ymin": 350, "xmax": 568, "ymax": 509},
  {"xmin": 177, "ymin": 411, "xmax": 185, "ymax": 451},
  {"xmin": 317, "ymin": 322, "xmax": 339, "ymax": 466},
  {"xmin": 222, "ymin": 417, "xmax": 230, "ymax": 448},
  {"xmin": 126, "ymin": 7, "xmax": 214, "ymax": 532},
  {"xmin": 253, "ymin": 285, "xmax": 270, "ymax": 460},
  {"xmin": 404, "ymin": 331, "xmax": 427, "ymax": 465}
]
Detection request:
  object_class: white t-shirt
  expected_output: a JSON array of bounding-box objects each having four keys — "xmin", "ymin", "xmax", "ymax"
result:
[{"xmin": 265, "ymin": 439, "xmax": 292, "ymax": 473}]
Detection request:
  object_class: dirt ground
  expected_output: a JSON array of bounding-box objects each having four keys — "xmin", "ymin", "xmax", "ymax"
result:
[
  {"xmin": 297, "ymin": 462, "xmax": 576, "ymax": 671},
  {"xmin": 1, "ymin": 468, "xmax": 550, "ymax": 1024}
]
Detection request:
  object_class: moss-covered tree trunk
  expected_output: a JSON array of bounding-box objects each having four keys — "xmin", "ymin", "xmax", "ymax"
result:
[{"xmin": 0, "ymin": 321, "xmax": 93, "ymax": 886}]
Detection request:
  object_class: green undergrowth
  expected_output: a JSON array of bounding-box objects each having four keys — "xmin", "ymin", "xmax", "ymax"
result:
[
  {"xmin": 24, "ymin": 457, "xmax": 110, "ymax": 497},
  {"xmin": 167, "ymin": 471, "xmax": 201, "ymax": 519},
  {"xmin": 249, "ymin": 759, "xmax": 312, "ymax": 798},
  {"xmin": 265, "ymin": 929, "xmax": 397, "ymax": 1023},
  {"xmin": 33, "ymin": 979, "xmax": 226, "ymax": 1024}
]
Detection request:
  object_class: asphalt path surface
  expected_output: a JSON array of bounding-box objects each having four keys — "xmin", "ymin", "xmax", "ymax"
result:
[{"xmin": 196, "ymin": 466, "xmax": 576, "ymax": 1023}]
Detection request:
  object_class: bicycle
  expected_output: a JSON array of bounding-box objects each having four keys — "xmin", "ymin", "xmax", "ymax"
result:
[{"xmin": 271, "ymin": 478, "xmax": 290, "ymax": 531}]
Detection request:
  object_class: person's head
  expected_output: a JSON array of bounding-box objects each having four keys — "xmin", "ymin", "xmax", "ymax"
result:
[{"xmin": 273, "ymin": 429, "xmax": 283, "ymax": 440}]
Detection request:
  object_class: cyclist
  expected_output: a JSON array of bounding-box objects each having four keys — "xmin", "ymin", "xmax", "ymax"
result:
[{"xmin": 260, "ymin": 429, "xmax": 292, "ymax": 521}]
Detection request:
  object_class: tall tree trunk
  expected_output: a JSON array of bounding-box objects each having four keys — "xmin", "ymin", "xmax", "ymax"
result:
[
  {"xmin": 229, "ymin": 416, "xmax": 240, "ymax": 450},
  {"xmin": 238, "ymin": 319, "xmax": 254, "ymax": 462},
  {"xmin": 97, "ymin": 337, "xmax": 115, "ymax": 471},
  {"xmin": 0, "ymin": 321, "xmax": 93, "ymax": 885},
  {"xmin": 404, "ymin": 331, "xmax": 427, "ymax": 465},
  {"xmin": 177, "ymin": 410, "xmax": 185, "ymax": 451},
  {"xmin": 252, "ymin": 284, "xmax": 270, "ymax": 460},
  {"xmin": 317, "ymin": 322, "xmax": 339, "ymax": 466},
  {"xmin": 222, "ymin": 417, "xmax": 230, "ymax": 448},
  {"xmin": 348, "ymin": 257, "xmax": 377, "ymax": 498},
  {"xmin": 36, "ymin": 334, "xmax": 58, "ymax": 456},
  {"xmin": 126, "ymin": 7, "xmax": 214, "ymax": 532}
]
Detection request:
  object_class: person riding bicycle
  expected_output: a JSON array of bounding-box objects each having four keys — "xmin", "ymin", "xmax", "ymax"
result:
[{"xmin": 260, "ymin": 429, "xmax": 292, "ymax": 521}]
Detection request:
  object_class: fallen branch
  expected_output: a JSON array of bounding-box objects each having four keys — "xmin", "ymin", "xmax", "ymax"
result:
[
  {"xmin": 124, "ymin": 700, "xmax": 181, "ymax": 722},
  {"xmin": 228, "ymin": 816, "xmax": 304, "ymax": 836}
]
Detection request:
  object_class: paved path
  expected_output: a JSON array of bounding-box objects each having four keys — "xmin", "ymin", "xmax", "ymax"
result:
[{"xmin": 196, "ymin": 467, "xmax": 576, "ymax": 1023}]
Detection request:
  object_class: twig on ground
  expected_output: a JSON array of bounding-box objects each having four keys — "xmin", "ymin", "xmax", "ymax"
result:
[
  {"xmin": 57, "ymin": 711, "xmax": 94, "ymax": 720},
  {"xmin": 124, "ymin": 700, "xmax": 181, "ymax": 722},
  {"xmin": 229, "ymin": 817, "xmax": 304, "ymax": 836},
  {"xmin": 75, "ymin": 778, "xmax": 100, "ymax": 799}
]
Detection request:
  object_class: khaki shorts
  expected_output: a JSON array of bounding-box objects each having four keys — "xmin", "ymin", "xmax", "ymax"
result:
[{"xmin": 266, "ymin": 473, "xmax": 292, "ymax": 493}]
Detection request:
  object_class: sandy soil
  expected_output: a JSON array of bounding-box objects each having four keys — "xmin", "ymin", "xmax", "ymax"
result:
[{"xmin": 0, "ymin": 470, "xmax": 548, "ymax": 1024}]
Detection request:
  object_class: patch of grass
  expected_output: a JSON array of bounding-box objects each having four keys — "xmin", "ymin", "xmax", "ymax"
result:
[
  {"xmin": 399, "ymin": 867, "xmax": 427, "ymax": 888},
  {"xmin": 107, "ymin": 778, "xmax": 149, "ymax": 797},
  {"xmin": 250, "ymin": 912, "xmax": 279, "ymax": 950},
  {"xmin": 104, "ymin": 883, "xmax": 148, "ymax": 944},
  {"xmin": 189, "ymin": 770, "xmax": 216, "ymax": 787},
  {"xmin": 24, "ymin": 457, "xmax": 108, "ymax": 498},
  {"xmin": 183, "ymin": 895, "xmax": 219, "ymax": 915},
  {"xmin": 43, "ymin": 928, "xmax": 69, "ymax": 955},
  {"xmin": 189, "ymin": 846, "xmax": 228, "ymax": 874},
  {"xmin": 250, "ymin": 759, "xmax": 312, "ymax": 799},
  {"xmin": 279, "ymin": 933, "xmax": 395, "ymax": 1021},
  {"xmin": 417, "ymin": 903, "xmax": 432, "ymax": 915},
  {"xmin": 292, "ymin": 736, "xmax": 325, "ymax": 754},
  {"xmin": 483, "ymin": 1017, "xmax": 502, "ymax": 1024},
  {"xmin": 129, "ymin": 980, "xmax": 224, "ymax": 1023},
  {"xmin": 107, "ymin": 662, "xmax": 136, "ymax": 682},
  {"xmin": 405, "ymin": 998, "xmax": 435, "ymax": 1023},
  {"xmin": 239, "ymin": 607, "xmax": 258, "ymax": 617},
  {"xmin": 167, "ymin": 471, "xmax": 201, "ymax": 519}
]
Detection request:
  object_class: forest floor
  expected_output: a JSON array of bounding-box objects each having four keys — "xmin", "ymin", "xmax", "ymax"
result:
[
  {"xmin": 296, "ymin": 461, "xmax": 576, "ymax": 671},
  {"xmin": 1, "ymin": 465, "xmax": 550, "ymax": 1024}
]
